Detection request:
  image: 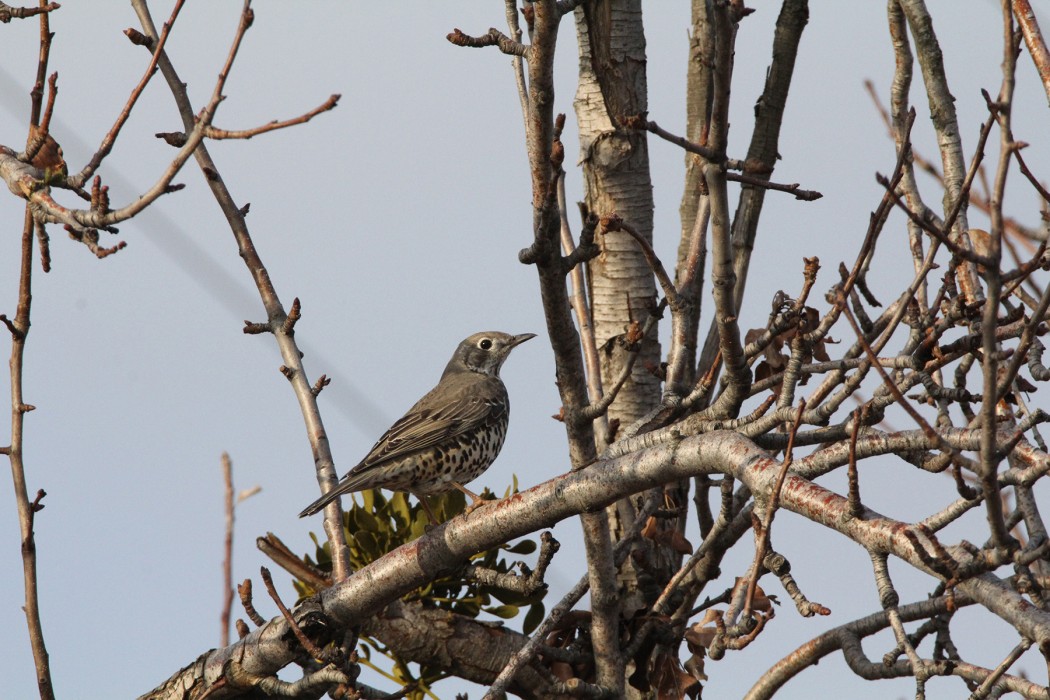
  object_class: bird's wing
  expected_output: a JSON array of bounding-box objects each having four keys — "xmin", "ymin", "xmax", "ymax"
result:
[{"xmin": 354, "ymin": 378, "xmax": 507, "ymax": 471}]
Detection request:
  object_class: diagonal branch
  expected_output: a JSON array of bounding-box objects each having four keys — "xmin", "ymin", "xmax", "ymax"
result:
[
  {"xmin": 1012, "ymin": 0, "xmax": 1050, "ymax": 104},
  {"xmin": 68, "ymin": 0, "xmax": 186, "ymax": 187},
  {"xmin": 128, "ymin": 0, "xmax": 352, "ymax": 581}
]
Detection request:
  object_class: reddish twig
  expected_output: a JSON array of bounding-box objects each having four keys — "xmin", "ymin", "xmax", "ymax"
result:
[
  {"xmin": 281, "ymin": 297, "xmax": 301, "ymax": 335},
  {"xmin": 260, "ymin": 567, "xmax": 326, "ymax": 660},
  {"xmin": 630, "ymin": 115, "xmax": 721, "ymax": 160},
  {"xmin": 1013, "ymin": 147, "xmax": 1050, "ymax": 205},
  {"xmin": 743, "ymin": 399, "xmax": 805, "ymax": 620},
  {"xmin": 237, "ymin": 578, "xmax": 266, "ymax": 627},
  {"xmin": 311, "ymin": 374, "xmax": 331, "ymax": 397},
  {"xmin": 1012, "ymin": 0, "xmax": 1050, "ymax": 104},
  {"xmin": 729, "ymin": 170, "xmax": 823, "ymax": 201},
  {"xmin": 836, "ymin": 290, "xmax": 980, "ymax": 487},
  {"xmin": 22, "ymin": 72, "xmax": 59, "ymax": 163},
  {"xmin": 203, "ymin": 94, "xmax": 340, "ymax": 140}
]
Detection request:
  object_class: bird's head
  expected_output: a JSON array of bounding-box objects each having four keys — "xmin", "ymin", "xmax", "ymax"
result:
[{"xmin": 444, "ymin": 331, "xmax": 536, "ymax": 378}]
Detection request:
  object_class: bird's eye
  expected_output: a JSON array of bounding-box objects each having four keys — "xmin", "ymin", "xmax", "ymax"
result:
[{"xmin": 479, "ymin": 338, "xmax": 493, "ymax": 350}]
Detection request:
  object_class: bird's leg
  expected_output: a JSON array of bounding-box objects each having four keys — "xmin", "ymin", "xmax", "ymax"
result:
[
  {"xmin": 453, "ymin": 482, "xmax": 488, "ymax": 515},
  {"xmin": 414, "ymin": 492, "xmax": 440, "ymax": 526}
]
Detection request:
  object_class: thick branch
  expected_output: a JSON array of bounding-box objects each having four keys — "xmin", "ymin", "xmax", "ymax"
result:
[
  {"xmin": 1012, "ymin": 0, "xmax": 1050, "ymax": 105},
  {"xmin": 143, "ymin": 430, "xmax": 1050, "ymax": 697}
]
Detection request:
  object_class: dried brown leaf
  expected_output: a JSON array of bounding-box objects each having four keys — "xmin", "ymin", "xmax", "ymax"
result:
[{"xmin": 652, "ymin": 652, "xmax": 701, "ymax": 700}]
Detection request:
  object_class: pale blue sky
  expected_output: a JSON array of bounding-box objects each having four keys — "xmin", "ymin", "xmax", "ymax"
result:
[{"xmin": 2, "ymin": 2, "xmax": 1048, "ymax": 698}]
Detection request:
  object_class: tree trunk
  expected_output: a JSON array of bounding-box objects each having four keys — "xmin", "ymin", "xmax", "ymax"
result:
[{"xmin": 574, "ymin": 0, "xmax": 661, "ymax": 438}]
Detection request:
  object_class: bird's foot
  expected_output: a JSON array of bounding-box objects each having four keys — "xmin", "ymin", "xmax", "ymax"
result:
[{"xmin": 453, "ymin": 482, "xmax": 492, "ymax": 517}]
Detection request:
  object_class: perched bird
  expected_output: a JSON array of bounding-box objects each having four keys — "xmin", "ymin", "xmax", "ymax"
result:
[{"xmin": 299, "ymin": 331, "xmax": 535, "ymax": 522}]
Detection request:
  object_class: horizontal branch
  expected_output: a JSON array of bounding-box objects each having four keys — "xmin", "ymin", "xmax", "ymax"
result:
[
  {"xmin": 744, "ymin": 585, "xmax": 1047, "ymax": 700},
  {"xmin": 202, "ymin": 94, "xmax": 340, "ymax": 140},
  {"xmin": 626, "ymin": 116, "xmax": 822, "ymax": 199},
  {"xmin": 0, "ymin": 1, "xmax": 59, "ymax": 23},
  {"xmin": 446, "ymin": 27, "xmax": 528, "ymax": 57},
  {"xmin": 729, "ymin": 170, "xmax": 822, "ymax": 201},
  {"xmin": 143, "ymin": 430, "xmax": 1050, "ymax": 697}
]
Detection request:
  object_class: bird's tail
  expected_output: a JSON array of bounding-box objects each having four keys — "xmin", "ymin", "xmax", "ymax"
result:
[{"xmin": 298, "ymin": 487, "xmax": 344, "ymax": 518}]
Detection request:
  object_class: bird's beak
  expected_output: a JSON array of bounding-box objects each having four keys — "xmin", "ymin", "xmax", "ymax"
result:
[{"xmin": 509, "ymin": 332, "xmax": 537, "ymax": 348}]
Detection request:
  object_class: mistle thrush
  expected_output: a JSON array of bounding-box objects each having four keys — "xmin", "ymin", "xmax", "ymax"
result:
[{"xmin": 299, "ymin": 331, "xmax": 535, "ymax": 522}]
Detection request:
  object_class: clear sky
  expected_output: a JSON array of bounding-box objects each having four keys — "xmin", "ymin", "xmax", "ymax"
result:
[{"xmin": 2, "ymin": 2, "xmax": 1048, "ymax": 698}]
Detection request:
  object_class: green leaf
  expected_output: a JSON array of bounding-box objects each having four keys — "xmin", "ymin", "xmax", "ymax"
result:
[
  {"xmin": 485, "ymin": 604, "xmax": 519, "ymax": 619},
  {"xmin": 488, "ymin": 587, "xmax": 529, "ymax": 606},
  {"xmin": 434, "ymin": 490, "xmax": 466, "ymax": 520},
  {"xmin": 353, "ymin": 506, "xmax": 380, "ymax": 533},
  {"xmin": 296, "ymin": 477, "xmax": 552, "ymax": 698},
  {"xmin": 390, "ymin": 491, "xmax": 411, "ymax": 527},
  {"xmin": 409, "ymin": 508, "xmax": 428, "ymax": 539},
  {"xmin": 354, "ymin": 530, "xmax": 380, "ymax": 558},
  {"xmin": 523, "ymin": 602, "xmax": 546, "ymax": 635},
  {"xmin": 506, "ymin": 539, "xmax": 537, "ymax": 555},
  {"xmin": 453, "ymin": 600, "xmax": 481, "ymax": 618}
]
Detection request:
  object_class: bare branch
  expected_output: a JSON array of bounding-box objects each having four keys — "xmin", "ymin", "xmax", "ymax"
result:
[
  {"xmin": 129, "ymin": 0, "xmax": 354, "ymax": 581},
  {"xmin": 69, "ymin": 0, "xmax": 186, "ymax": 187},
  {"xmin": 202, "ymin": 94, "xmax": 340, "ymax": 140},
  {"xmin": 1012, "ymin": 0, "xmax": 1050, "ymax": 105},
  {"xmin": 220, "ymin": 453, "xmax": 234, "ymax": 648},
  {"xmin": 742, "ymin": 400, "xmax": 805, "ymax": 622},
  {"xmin": 446, "ymin": 27, "xmax": 528, "ymax": 56},
  {"xmin": 0, "ymin": 1, "xmax": 59, "ymax": 23},
  {"xmin": 600, "ymin": 214, "xmax": 681, "ymax": 311}
]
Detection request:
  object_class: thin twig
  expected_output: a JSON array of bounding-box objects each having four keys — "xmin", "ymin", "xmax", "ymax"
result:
[
  {"xmin": 446, "ymin": 26, "xmax": 528, "ymax": 56},
  {"xmin": 69, "ymin": 0, "xmax": 186, "ymax": 187},
  {"xmin": 260, "ymin": 567, "xmax": 327, "ymax": 660},
  {"xmin": 577, "ymin": 305, "xmax": 663, "ymax": 422},
  {"xmin": 728, "ymin": 171, "xmax": 822, "ymax": 201},
  {"xmin": 968, "ymin": 637, "xmax": 1032, "ymax": 699},
  {"xmin": 237, "ymin": 578, "xmax": 266, "ymax": 627},
  {"xmin": 742, "ymin": 399, "xmax": 805, "ymax": 620},
  {"xmin": 847, "ymin": 410, "xmax": 864, "ymax": 517},
  {"xmin": 601, "ymin": 214, "xmax": 682, "ymax": 310},
  {"xmin": 221, "ymin": 453, "xmax": 234, "ymax": 647},
  {"xmin": 483, "ymin": 500, "xmax": 658, "ymax": 700},
  {"xmin": 8, "ymin": 9, "xmax": 57, "ymax": 698},
  {"xmin": 203, "ymin": 94, "xmax": 340, "ymax": 140},
  {"xmin": 0, "ymin": 2, "xmax": 60, "ymax": 23},
  {"xmin": 836, "ymin": 289, "xmax": 977, "ymax": 475},
  {"xmin": 257, "ymin": 532, "xmax": 331, "ymax": 589},
  {"xmin": 629, "ymin": 117, "xmax": 822, "ymax": 199},
  {"xmin": 129, "ymin": 0, "xmax": 353, "ymax": 581},
  {"xmin": 504, "ymin": 0, "xmax": 530, "ymax": 127}
]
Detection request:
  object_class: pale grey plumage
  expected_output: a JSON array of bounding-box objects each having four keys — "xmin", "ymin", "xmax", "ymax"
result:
[{"xmin": 299, "ymin": 331, "xmax": 534, "ymax": 520}]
